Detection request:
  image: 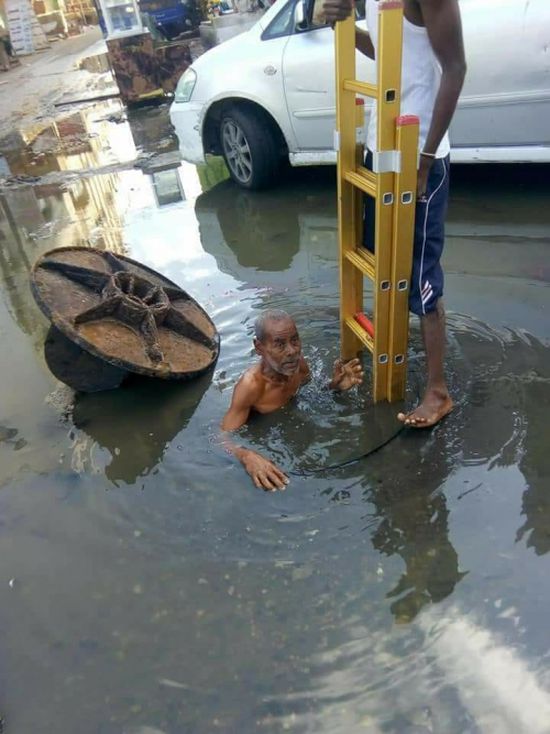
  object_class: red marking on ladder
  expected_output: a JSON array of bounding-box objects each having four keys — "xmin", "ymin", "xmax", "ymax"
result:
[
  {"xmin": 355, "ymin": 98, "xmax": 365, "ymax": 106},
  {"xmin": 379, "ymin": 0, "xmax": 403, "ymax": 10},
  {"xmin": 355, "ymin": 312, "xmax": 375, "ymax": 338},
  {"xmin": 396, "ymin": 114, "xmax": 420, "ymax": 127}
]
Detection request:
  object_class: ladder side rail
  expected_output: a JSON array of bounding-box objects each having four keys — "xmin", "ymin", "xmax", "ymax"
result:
[
  {"xmin": 371, "ymin": 0, "xmax": 404, "ymax": 401},
  {"xmin": 335, "ymin": 16, "xmax": 364, "ymax": 360},
  {"xmin": 387, "ymin": 115, "xmax": 420, "ymax": 401},
  {"xmin": 354, "ymin": 99, "xmax": 366, "ymax": 319}
]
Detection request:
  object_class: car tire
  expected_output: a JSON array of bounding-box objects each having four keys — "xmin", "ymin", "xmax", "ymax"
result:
[{"xmin": 220, "ymin": 106, "xmax": 281, "ymax": 190}]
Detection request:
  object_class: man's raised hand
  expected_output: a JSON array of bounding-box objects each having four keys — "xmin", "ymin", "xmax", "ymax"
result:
[
  {"xmin": 330, "ymin": 357, "xmax": 364, "ymax": 391},
  {"xmin": 323, "ymin": 0, "xmax": 354, "ymax": 24}
]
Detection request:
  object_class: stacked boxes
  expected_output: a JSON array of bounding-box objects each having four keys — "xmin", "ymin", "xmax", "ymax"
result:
[{"xmin": 5, "ymin": 0, "xmax": 48, "ymax": 54}]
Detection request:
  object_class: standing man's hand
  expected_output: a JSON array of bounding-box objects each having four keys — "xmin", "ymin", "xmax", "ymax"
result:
[
  {"xmin": 417, "ymin": 154, "xmax": 434, "ymax": 202},
  {"xmin": 323, "ymin": 0, "xmax": 354, "ymax": 24}
]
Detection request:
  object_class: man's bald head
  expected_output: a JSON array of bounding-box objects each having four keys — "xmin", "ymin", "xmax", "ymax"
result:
[
  {"xmin": 253, "ymin": 310, "xmax": 302, "ymax": 377},
  {"xmin": 254, "ymin": 309, "xmax": 295, "ymax": 343}
]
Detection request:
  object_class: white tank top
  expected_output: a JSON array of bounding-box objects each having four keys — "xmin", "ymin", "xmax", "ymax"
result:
[{"xmin": 365, "ymin": 0, "xmax": 450, "ymax": 159}]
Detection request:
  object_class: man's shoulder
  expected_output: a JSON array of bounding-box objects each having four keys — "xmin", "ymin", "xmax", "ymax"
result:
[{"xmin": 233, "ymin": 365, "xmax": 265, "ymax": 402}]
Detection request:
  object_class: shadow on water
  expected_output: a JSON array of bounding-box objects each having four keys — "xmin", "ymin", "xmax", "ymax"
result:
[{"xmin": 72, "ymin": 372, "xmax": 213, "ymax": 486}]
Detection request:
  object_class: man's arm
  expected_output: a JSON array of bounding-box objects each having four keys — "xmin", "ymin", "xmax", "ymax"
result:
[
  {"xmin": 356, "ymin": 27, "xmax": 375, "ymax": 59},
  {"xmin": 323, "ymin": 0, "xmax": 352, "ymax": 23},
  {"xmin": 420, "ymin": 0, "xmax": 466, "ymax": 156},
  {"xmin": 221, "ymin": 376, "xmax": 288, "ymax": 491},
  {"xmin": 417, "ymin": 0, "xmax": 466, "ymax": 193},
  {"xmin": 221, "ymin": 375, "xmax": 256, "ymax": 432}
]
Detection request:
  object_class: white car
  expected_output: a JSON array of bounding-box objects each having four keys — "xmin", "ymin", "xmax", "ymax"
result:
[{"xmin": 170, "ymin": 0, "xmax": 550, "ymax": 189}]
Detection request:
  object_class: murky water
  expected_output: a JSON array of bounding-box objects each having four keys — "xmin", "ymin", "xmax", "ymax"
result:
[{"xmin": 1, "ymin": 100, "xmax": 549, "ymax": 734}]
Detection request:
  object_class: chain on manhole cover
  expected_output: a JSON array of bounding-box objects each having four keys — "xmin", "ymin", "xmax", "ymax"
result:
[{"xmin": 31, "ymin": 247, "xmax": 220, "ymax": 392}]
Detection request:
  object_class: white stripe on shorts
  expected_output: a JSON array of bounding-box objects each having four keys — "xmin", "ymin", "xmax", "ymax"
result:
[{"xmin": 417, "ymin": 160, "xmax": 449, "ymax": 315}]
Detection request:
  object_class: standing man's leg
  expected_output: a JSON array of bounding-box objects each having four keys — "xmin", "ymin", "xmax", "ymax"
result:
[{"xmin": 398, "ymin": 155, "xmax": 453, "ymax": 426}]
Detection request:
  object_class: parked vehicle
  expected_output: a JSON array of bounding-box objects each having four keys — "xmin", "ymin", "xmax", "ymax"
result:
[
  {"xmin": 145, "ymin": 0, "xmax": 202, "ymax": 40},
  {"xmin": 170, "ymin": 0, "xmax": 550, "ymax": 189},
  {"xmin": 96, "ymin": 0, "xmax": 201, "ymax": 39}
]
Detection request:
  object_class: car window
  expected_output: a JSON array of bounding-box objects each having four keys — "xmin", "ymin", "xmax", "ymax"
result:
[
  {"xmin": 262, "ymin": 0, "xmax": 296, "ymax": 39},
  {"xmin": 262, "ymin": 0, "xmax": 365, "ymax": 40}
]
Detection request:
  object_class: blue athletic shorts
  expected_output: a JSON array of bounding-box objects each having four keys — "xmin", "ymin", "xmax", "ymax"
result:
[{"xmin": 363, "ymin": 151, "xmax": 450, "ymax": 317}]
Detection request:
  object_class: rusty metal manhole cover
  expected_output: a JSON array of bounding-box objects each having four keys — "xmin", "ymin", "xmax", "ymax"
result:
[{"xmin": 31, "ymin": 247, "xmax": 219, "ymax": 391}]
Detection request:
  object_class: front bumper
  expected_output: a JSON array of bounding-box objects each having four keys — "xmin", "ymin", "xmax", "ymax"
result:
[{"xmin": 169, "ymin": 101, "xmax": 206, "ymax": 166}]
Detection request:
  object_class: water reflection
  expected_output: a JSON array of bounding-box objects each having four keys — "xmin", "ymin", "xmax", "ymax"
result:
[
  {"xmin": 369, "ymin": 432, "xmax": 466, "ymax": 624},
  {"xmin": 0, "ymin": 101, "xmax": 204, "ymax": 351},
  {"xmin": 0, "ymin": 102, "xmax": 127, "ymax": 252},
  {"xmin": 1, "ymin": 102, "xmax": 133, "ymax": 185},
  {"xmin": 72, "ymin": 372, "xmax": 212, "ymax": 484},
  {"xmin": 0, "ymin": 180, "xmax": 125, "ymax": 352},
  {"xmin": 514, "ymin": 348, "xmax": 550, "ymax": 556},
  {"xmin": 151, "ymin": 167, "xmax": 185, "ymax": 207},
  {"xmin": 196, "ymin": 173, "xmax": 336, "ymax": 288},
  {"xmin": 452, "ymin": 322, "xmax": 550, "ymax": 557},
  {"xmin": 126, "ymin": 102, "xmax": 179, "ymax": 158},
  {"xmin": 197, "ymin": 181, "xmax": 301, "ymax": 272}
]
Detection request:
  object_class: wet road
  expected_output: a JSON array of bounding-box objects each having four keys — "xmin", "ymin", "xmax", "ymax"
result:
[{"xmin": 0, "ymin": 99, "xmax": 550, "ymax": 734}]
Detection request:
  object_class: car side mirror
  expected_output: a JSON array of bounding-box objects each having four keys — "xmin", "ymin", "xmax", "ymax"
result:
[{"xmin": 294, "ymin": 0, "xmax": 308, "ymax": 31}]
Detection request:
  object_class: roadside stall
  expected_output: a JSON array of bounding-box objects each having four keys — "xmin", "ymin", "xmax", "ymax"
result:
[{"xmin": 98, "ymin": 0, "xmax": 196, "ymax": 104}]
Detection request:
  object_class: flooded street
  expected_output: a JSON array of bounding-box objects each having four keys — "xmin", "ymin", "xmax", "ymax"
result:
[{"xmin": 1, "ymin": 96, "xmax": 550, "ymax": 734}]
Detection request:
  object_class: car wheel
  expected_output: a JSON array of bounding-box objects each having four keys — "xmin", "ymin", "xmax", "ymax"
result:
[{"xmin": 220, "ymin": 107, "xmax": 280, "ymax": 190}]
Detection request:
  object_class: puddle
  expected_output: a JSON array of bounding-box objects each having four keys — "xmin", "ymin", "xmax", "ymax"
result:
[
  {"xmin": 0, "ymin": 100, "xmax": 549, "ymax": 733},
  {"xmin": 0, "ymin": 100, "xmax": 180, "ymax": 192}
]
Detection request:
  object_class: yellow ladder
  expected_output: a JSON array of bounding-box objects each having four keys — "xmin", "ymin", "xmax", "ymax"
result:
[{"xmin": 335, "ymin": 0, "xmax": 419, "ymax": 403}]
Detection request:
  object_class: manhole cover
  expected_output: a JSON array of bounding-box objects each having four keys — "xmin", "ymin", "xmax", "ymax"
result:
[{"xmin": 31, "ymin": 247, "xmax": 219, "ymax": 390}]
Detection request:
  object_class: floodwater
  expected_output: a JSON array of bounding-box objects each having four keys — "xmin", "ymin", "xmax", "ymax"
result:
[{"xmin": 1, "ymin": 97, "xmax": 550, "ymax": 734}]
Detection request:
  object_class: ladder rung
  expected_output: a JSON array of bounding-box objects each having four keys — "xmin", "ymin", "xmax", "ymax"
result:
[
  {"xmin": 343, "ymin": 168, "xmax": 377, "ymax": 198},
  {"xmin": 354, "ymin": 311, "xmax": 375, "ymax": 337},
  {"xmin": 343, "ymin": 79, "xmax": 377, "ymax": 99},
  {"xmin": 344, "ymin": 248, "xmax": 375, "ymax": 280},
  {"xmin": 345, "ymin": 316, "xmax": 374, "ymax": 353}
]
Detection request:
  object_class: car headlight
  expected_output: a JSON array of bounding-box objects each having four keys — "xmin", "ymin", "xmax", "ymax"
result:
[{"xmin": 175, "ymin": 68, "xmax": 197, "ymax": 103}]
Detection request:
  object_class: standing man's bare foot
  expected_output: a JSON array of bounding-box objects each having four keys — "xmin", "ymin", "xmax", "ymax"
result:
[{"xmin": 397, "ymin": 386, "xmax": 453, "ymax": 428}]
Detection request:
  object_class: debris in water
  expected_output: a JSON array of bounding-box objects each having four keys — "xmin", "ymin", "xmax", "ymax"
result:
[{"xmin": 158, "ymin": 677, "xmax": 189, "ymax": 690}]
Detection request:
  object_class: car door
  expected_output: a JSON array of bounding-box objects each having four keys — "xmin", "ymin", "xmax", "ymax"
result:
[
  {"xmin": 452, "ymin": 0, "xmax": 550, "ymax": 148},
  {"xmin": 282, "ymin": 0, "xmax": 373, "ymax": 151}
]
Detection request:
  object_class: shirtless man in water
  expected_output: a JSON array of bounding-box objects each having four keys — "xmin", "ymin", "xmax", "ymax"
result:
[{"xmin": 221, "ymin": 309, "xmax": 364, "ymax": 491}]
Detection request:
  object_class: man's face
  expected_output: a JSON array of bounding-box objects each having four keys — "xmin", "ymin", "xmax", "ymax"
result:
[{"xmin": 256, "ymin": 318, "xmax": 302, "ymax": 377}]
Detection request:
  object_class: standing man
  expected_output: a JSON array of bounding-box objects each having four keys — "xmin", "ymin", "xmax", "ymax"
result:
[{"xmin": 324, "ymin": 0, "xmax": 466, "ymax": 427}]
